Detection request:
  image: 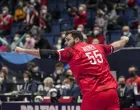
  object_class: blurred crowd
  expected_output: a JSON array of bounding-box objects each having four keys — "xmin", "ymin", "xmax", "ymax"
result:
[
  {"xmin": 0, "ymin": 0, "xmax": 139, "ymax": 52},
  {"xmin": 0, "ymin": 61, "xmax": 140, "ymax": 109}
]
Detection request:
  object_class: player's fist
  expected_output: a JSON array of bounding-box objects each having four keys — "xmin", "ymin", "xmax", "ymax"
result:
[
  {"xmin": 121, "ymin": 36, "xmax": 129, "ymax": 42},
  {"xmin": 15, "ymin": 47, "xmax": 25, "ymax": 54}
]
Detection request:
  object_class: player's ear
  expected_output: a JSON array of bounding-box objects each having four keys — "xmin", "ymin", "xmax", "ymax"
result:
[{"xmin": 75, "ymin": 37, "xmax": 80, "ymax": 43}]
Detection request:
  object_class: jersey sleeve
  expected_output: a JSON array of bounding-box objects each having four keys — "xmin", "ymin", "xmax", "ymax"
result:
[
  {"xmin": 100, "ymin": 44, "xmax": 114, "ymax": 56},
  {"xmin": 56, "ymin": 48, "xmax": 73, "ymax": 62}
]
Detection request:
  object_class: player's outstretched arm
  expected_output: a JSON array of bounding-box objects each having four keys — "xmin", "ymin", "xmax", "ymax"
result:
[
  {"xmin": 111, "ymin": 36, "xmax": 129, "ymax": 52},
  {"xmin": 15, "ymin": 47, "xmax": 58, "ymax": 59},
  {"xmin": 15, "ymin": 47, "xmax": 41, "ymax": 59}
]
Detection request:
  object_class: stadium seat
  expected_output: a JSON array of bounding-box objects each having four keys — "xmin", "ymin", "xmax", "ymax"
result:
[
  {"xmin": 45, "ymin": 37, "xmax": 54, "ymax": 45},
  {"xmin": 58, "ymin": 3, "xmax": 66, "ymax": 11},
  {"xmin": 60, "ymin": 20, "xmax": 73, "ymax": 31},
  {"xmin": 11, "ymin": 24, "xmax": 19, "ymax": 35},
  {"xmin": 87, "ymin": 10, "xmax": 92, "ymax": 19},
  {"xmin": 107, "ymin": 31, "xmax": 122, "ymax": 43},
  {"xmin": 120, "ymin": 0, "xmax": 126, "ymax": 3},
  {"xmin": 51, "ymin": 23, "xmax": 60, "ymax": 33},
  {"xmin": 131, "ymin": 29, "xmax": 137, "ymax": 35},
  {"xmin": 125, "ymin": 8, "xmax": 136, "ymax": 18},
  {"xmin": 68, "ymin": 0, "xmax": 77, "ymax": 7},
  {"xmin": 48, "ymin": 3, "xmax": 57, "ymax": 11},
  {"xmin": 60, "ymin": 12, "xmax": 69, "ymax": 20}
]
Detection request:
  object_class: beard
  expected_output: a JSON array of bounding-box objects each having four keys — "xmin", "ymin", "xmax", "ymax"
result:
[{"xmin": 69, "ymin": 41, "xmax": 76, "ymax": 47}]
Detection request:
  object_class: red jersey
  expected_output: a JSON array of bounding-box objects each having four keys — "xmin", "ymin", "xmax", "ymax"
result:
[
  {"xmin": 56, "ymin": 42, "xmax": 118, "ymax": 99},
  {"xmin": 0, "ymin": 14, "xmax": 13, "ymax": 31},
  {"xmin": 126, "ymin": 76, "xmax": 140, "ymax": 93},
  {"xmin": 87, "ymin": 35, "xmax": 105, "ymax": 44},
  {"xmin": 74, "ymin": 11, "xmax": 87, "ymax": 28}
]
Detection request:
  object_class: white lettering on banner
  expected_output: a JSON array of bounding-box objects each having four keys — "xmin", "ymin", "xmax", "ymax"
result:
[
  {"xmin": 21, "ymin": 105, "xmax": 27, "ymax": 110},
  {"xmin": 27, "ymin": 105, "xmax": 33, "ymax": 110},
  {"xmin": 20, "ymin": 105, "xmax": 59, "ymax": 110},
  {"xmin": 35, "ymin": 106, "xmax": 39, "ymax": 110},
  {"xmin": 61, "ymin": 105, "xmax": 80, "ymax": 110},
  {"xmin": 61, "ymin": 106, "xmax": 66, "ymax": 110},
  {"xmin": 40, "ymin": 105, "xmax": 47, "ymax": 110},
  {"xmin": 76, "ymin": 106, "xmax": 80, "ymax": 110}
]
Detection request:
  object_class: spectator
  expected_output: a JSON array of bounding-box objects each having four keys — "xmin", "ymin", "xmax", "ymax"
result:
[
  {"xmin": 66, "ymin": 69, "xmax": 73, "ymax": 77},
  {"xmin": 122, "ymin": 26, "xmax": 135, "ymax": 47},
  {"xmin": 0, "ymin": 6, "xmax": 13, "ymax": 35},
  {"xmin": 34, "ymin": 33, "xmax": 51, "ymax": 49},
  {"xmin": 22, "ymin": 71, "xmax": 38, "ymax": 93},
  {"xmin": 95, "ymin": 9, "xmax": 107, "ymax": 35},
  {"xmin": 126, "ymin": 66, "xmax": 140, "ymax": 93},
  {"xmin": 86, "ymin": 0, "xmax": 97, "ymax": 9},
  {"xmin": 92, "ymin": 38, "xmax": 100, "ymax": 44},
  {"xmin": 14, "ymin": 1, "xmax": 26, "ymax": 22},
  {"xmin": 41, "ymin": 0, "xmax": 47, "ymax": 5},
  {"xmin": 24, "ymin": 4, "xmax": 39, "ymax": 29},
  {"xmin": 39, "ymin": 5, "xmax": 52, "ymax": 32},
  {"xmin": 117, "ymin": 76, "xmax": 134, "ymax": 108},
  {"xmin": 55, "ymin": 37, "xmax": 63, "ymax": 50},
  {"xmin": 42, "ymin": 77, "xmax": 60, "ymax": 101},
  {"xmin": 27, "ymin": 62, "xmax": 45, "ymax": 82},
  {"xmin": 62, "ymin": 77, "xmax": 81, "ymax": 101},
  {"xmin": 126, "ymin": 0, "xmax": 136, "ymax": 8},
  {"xmin": 106, "ymin": 5, "xmax": 119, "ymax": 30},
  {"xmin": 51, "ymin": 62, "xmax": 65, "ymax": 84},
  {"xmin": 1, "ymin": 65, "xmax": 16, "ymax": 82},
  {"xmin": 134, "ymin": 24, "xmax": 140, "ymax": 47},
  {"xmin": 87, "ymin": 25, "xmax": 105, "ymax": 44},
  {"xmin": 0, "ymin": 37, "xmax": 8, "ymax": 52},
  {"xmin": 24, "ymin": 34, "xmax": 35, "ymax": 49},
  {"xmin": 76, "ymin": 24, "xmax": 87, "ymax": 40},
  {"xmin": 74, "ymin": 4, "xmax": 87, "ymax": 28},
  {"xmin": 11, "ymin": 33, "xmax": 24, "ymax": 51},
  {"xmin": 0, "ymin": 71, "xmax": 9, "ymax": 93},
  {"xmin": 41, "ymin": 77, "xmax": 54, "ymax": 95}
]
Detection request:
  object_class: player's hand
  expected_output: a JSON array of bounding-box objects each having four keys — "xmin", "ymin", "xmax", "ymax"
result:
[
  {"xmin": 15, "ymin": 47, "xmax": 25, "ymax": 54},
  {"xmin": 120, "ymin": 36, "xmax": 129, "ymax": 42}
]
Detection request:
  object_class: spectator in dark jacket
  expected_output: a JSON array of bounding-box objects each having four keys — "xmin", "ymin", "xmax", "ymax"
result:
[
  {"xmin": 51, "ymin": 62, "xmax": 66, "ymax": 84},
  {"xmin": 62, "ymin": 77, "xmax": 81, "ymax": 100},
  {"xmin": 134, "ymin": 24, "xmax": 140, "ymax": 47},
  {"xmin": 122, "ymin": 26, "xmax": 135, "ymax": 47},
  {"xmin": 0, "ymin": 71, "xmax": 8, "ymax": 93},
  {"xmin": 22, "ymin": 71, "xmax": 37, "ymax": 93},
  {"xmin": 34, "ymin": 33, "xmax": 51, "ymax": 49},
  {"xmin": 27, "ymin": 62, "xmax": 45, "ymax": 83},
  {"xmin": 117, "ymin": 76, "xmax": 134, "ymax": 108}
]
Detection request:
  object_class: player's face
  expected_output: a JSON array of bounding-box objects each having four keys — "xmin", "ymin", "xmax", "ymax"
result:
[{"xmin": 65, "ymin": 34, "xmax": 75, "ymax": 47}]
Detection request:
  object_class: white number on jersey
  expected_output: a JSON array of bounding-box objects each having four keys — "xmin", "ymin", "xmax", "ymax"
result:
[{"xmin": 85, "ymin": 50, "xmax": 103, "ymax": 65}]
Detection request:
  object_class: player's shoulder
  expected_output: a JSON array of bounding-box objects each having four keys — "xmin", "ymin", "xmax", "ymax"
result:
[{"xmin": 57, "ymin": 48, "xmax": 73, "ymax": 53}]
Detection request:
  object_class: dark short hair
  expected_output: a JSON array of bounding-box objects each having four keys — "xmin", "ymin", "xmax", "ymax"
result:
[
  {"xmin": 24, "ymin": 71, "xmax": 32, "ymax": 79},
  {"xmin": 66, "ymin": 30, "xmax": 84, "ymax": 41},
  {"xmin": 65, "ymin": 76, "xmax": 75, "ymax": 82},
  {"xmin": 55, "ymin": 62, "xmax": 64, "ymax": 68}
]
